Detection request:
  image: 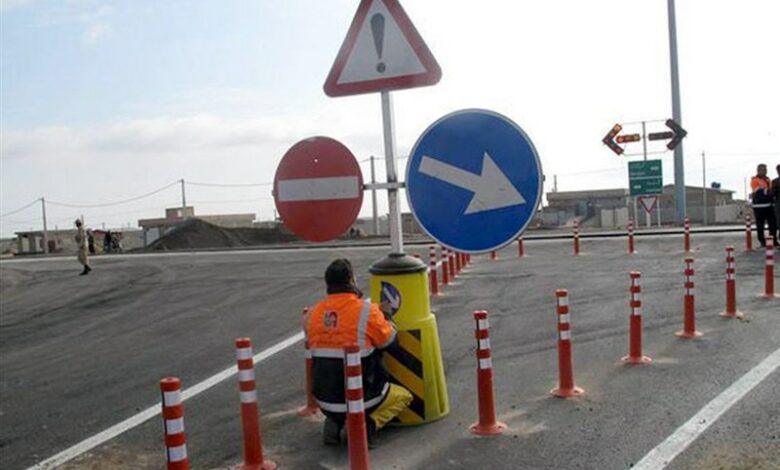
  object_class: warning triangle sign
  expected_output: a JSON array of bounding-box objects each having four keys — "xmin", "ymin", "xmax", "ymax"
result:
[{"xmin": 324, "ymin": 0, "xmax": 441, "ymax": 97}]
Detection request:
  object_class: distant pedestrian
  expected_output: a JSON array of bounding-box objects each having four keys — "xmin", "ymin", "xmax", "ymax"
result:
[
  {"xmin": 103, "ymin": 230, "xmax": 112, "ymax": 254},
  {"xmin": 773, "ymin": 164, "xmax": 780, "ymax": 243},
  {"xmin": 87, "ymin": 230, "xmax": 96, "ymax": 254},
  {"xmin": 74, "ymin": 219, "xmax": 91, "ymax": 275},
  {"xmin": 750, "ymin": 164, "xmax": 778, "ymax": 247}
]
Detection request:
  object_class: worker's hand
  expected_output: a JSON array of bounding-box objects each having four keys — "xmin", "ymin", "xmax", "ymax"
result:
[{"xmin": 379, "ymin": 300, "xmax": 395, "ymax": 320}]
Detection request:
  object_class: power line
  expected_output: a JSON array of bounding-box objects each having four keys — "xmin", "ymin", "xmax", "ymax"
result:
[
  {"xmin": 47, "ymin": 181, "xmax": 179, "ymax": 208},
  {"xmin": 0, "ymin": 198, "xmax": 40, "ymax": 218},
  {"xmin": 187, "ymin": 181, "xmax": 272, "ymax": 188}
]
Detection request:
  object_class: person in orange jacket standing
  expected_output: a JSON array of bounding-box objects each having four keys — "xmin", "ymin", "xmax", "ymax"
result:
[
  {"xmin": 751, "ymin": 163, "xmax": 778, "ymax": 247},
  {"xmin": 304, "ymin": 259, "xmax": 412, "ymax": 446}
]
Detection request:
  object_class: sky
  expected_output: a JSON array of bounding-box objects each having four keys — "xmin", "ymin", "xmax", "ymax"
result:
[{"xmin": 1, "ymin": 0, "xmax": 779, "ymax": 237}]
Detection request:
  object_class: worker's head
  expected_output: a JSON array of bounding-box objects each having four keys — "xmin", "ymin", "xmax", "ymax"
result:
[
  {"xmin": 74, "ymin": 219, "xmax": 82, "ymax": 227},
  {"xmin": 325, "ymin": 258, "xmax": 361, "ymax": 296},
  {"xmin": 776, "ymin": 164, "xmax": 780, "ymax": 176},
  {"xmin": 757, "ymin": 164, "xmax": 767, "ymax": 177}
]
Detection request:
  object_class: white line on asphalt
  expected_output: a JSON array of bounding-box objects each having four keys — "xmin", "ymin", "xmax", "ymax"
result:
[
  {"xmin": 26, "ymin": 332, "xmax": 304, "ymax": 470},
  {"xmin": 633, "ymin": 347, "xmax": 780, "ymax": 470}
]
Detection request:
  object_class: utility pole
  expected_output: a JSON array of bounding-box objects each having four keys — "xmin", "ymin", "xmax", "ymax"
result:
[
  {"xmin": 180, "ymin": 178, "xmax": 187, "ymax": 219},
  {"xmin": 667, "ymin": 0, "xmax": 686, "ymax": 224},
  {"xmin": 41, "ymin": 197, "xmax": 49, "ymax": 254},
  {"xmin": 553, "ymin": 174, "xmax": 558, "ymax": 193},
  {"xmin": 370, "ymin": 155, "xmax": 379, "ymax": 235},
  {"xmin": 702, "ymin": 151, "xmax": 707, "ymax": 225}
]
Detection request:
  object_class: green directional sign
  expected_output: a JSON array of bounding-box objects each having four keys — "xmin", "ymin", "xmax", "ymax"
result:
[{"xmin": 628, "ymin": 159, "xmax": 663, "ymax": 196}]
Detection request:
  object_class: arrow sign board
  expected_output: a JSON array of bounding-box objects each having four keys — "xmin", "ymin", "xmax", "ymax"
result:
[
  {"xmin": 273, "ymin": 137, "xmax": 364, "ymax": 242},
  {"xmin": 406, "ymin": 109, "xmax": 543, "ymax": 253},
  {"xmin": 323, "ymin": 0, "xmax": 441, "ymax": 97}
]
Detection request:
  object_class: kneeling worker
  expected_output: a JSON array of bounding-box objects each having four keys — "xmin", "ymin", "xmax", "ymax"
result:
[{"xmin": 305, "ymin": 259, "xmax": 412, "ymax": 446}]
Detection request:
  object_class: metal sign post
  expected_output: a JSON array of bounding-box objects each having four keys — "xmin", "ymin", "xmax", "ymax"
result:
[{"xmin": 381, "ymin": 90, "xmax": 403, "ymax": 254}]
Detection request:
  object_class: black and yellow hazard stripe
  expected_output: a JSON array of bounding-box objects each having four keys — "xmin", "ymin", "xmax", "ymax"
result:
[{"xmin": 383, "ymin": 329, "xmax": 425, "ymax": 423}]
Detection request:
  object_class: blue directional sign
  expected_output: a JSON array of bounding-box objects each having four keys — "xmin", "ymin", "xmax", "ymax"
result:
[{"xmin": 405, "ymin": 109, "xmax": 543, "ymax": 253}]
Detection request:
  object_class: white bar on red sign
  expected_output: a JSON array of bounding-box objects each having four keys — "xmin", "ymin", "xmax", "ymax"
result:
[{"xmin": 277, "ymin": 176, "xmax": 359, "ymax": 202}]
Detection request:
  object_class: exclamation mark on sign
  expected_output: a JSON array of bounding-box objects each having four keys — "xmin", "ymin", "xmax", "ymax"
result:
[{"xmin": 371, "ymin": 13, "xmax": 386, "ymax": 73}]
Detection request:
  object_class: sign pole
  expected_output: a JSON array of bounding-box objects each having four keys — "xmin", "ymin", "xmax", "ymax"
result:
[
  {"xmin": 381, "ymin": 90, "xmax": 404, "ymax": 255},
  {"xmin": 667, "ymin": 0, "xmax": 686, "ymax": 224},
  {"xmin": 641, "ymin": 121, "xmax": 650, "ymax": 227},
  {"xmin": 370, "ymin": 155, "xmax": 379, "ymax": 235}
]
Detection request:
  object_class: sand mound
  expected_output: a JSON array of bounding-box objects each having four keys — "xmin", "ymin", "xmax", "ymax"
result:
[{"xmin": 145, "ymin": 218, "xmax": 298, "ymax": 251}]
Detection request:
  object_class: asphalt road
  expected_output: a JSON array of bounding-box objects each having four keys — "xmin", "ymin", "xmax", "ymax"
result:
[{"xmin": 1, "ymin": 233, "xmax": 778, "ymax": 470}]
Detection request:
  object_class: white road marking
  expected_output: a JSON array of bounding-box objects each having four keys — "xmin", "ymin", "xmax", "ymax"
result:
[
  {"xmin": 633, "ymin": 347, "xmax": 780, "ymax": 470},
  {"xmin": 26, "ymin": 332, "xmax": 304, "ymax": 470}
]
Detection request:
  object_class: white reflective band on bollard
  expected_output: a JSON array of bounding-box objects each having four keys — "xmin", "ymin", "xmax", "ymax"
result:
[
  {"xmin": 348, "ymin": 400, "xmax": 364, "ymax": 413},
  {"xmin": 478, "ymin": 339, "xmax": 490, "ymax": 350},
  {"xmin": 558, "ymin": 313, "xmax": 571, "ymax": 324},
  {"xmin": 238, "ymin": 369, "xmax": 255, "ymax": 382},
  {"xmin": 168, "ymin": 444, "xmax": 187, "ymax": 462},
  {"xmin": 560, "ymin": 330, "xmax": 572, "ymax": 341},
  {"xmin": 236, "ymin": 347, "xmax": 253, "ymax": 360},
  {"xmin": 165, "ymin": 418, "xmax": 184, "ymax": 434},
  {"xmin": 163, "ymin": 391, "xmax": 182, "ymax": 406},
  {"xmin": 240, "ymin": 390, "xmax": 257, "ymax": 404},
  {"xmin": 478, "ymin": 319, "xmax": 489, "ymax": 330},
  {"xmin": 346, "ymin": 354, "xmax": 361, "ymax": 366},
  {"xmin": 478, "ymin": 358, "xmax": 493, "ymax": 370},
  {"xmin": 347, "ymin": 376, "xmax": 362, "ymax": 390}
]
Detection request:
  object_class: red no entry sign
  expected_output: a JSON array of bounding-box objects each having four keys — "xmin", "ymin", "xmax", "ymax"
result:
[{"xmin": 273, "ymin": 137, "xmax": 364, "ymax": 242}]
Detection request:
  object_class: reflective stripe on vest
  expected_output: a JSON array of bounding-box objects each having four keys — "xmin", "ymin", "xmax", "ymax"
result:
[{"xmin": 315, "ymin": 382, "xmax": 389, "ymax": 413}]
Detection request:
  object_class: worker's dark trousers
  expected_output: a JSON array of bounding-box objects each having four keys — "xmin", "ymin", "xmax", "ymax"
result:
[{"xmin": 753, "ymin": 206, "xmax": 778, "ymax": 246}]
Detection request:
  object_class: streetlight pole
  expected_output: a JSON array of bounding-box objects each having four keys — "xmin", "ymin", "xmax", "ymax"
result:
[
  {"xmin": 667, "ymin": 0, "xmax": 686, "ymax": 224},
  {"xmin": 180, "ymin": 178, "xmax": 187, "ymax": 219}
]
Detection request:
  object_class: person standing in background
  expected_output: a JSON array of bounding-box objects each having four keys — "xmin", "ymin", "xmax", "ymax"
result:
[
  {"xmin": 750, "ymin": 164, "xmax": 778, "ymax": 247},
  {"xmin": 772, "ymin": 164, "xmax": 780, "ymax": 245},
  {"xmin": 74, "ymin": 219, "xmax": 91, "ymax": 275}
]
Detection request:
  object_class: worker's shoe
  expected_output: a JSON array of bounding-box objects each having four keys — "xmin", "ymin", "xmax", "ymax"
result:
[
  {"xmin": 80, "ymin": 266, "xmax": 91, "ymax": 276},
  {"xmin": 322, "ymin": 417, "xmax": 342, "ymax": 446},
  {"xmin": 366, "ymin": 418, "xmax": 377, "ymax": 449}
]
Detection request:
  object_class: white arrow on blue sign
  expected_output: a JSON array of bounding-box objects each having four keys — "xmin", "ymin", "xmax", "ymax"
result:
[{"xmin": 405, "ymin": 109, "xmax": 543, "ymax": 253}]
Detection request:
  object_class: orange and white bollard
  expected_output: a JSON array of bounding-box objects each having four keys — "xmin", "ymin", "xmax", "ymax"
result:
[
  {"xmin": 627, "ymin": 219, "xmax": 636, "ymax": 254},
  {"xmin": 160, "ymin": 377, "xmax": 189, "ymax": 470},
  {"xmin": 441, "ymin": 256, "xmax": 450, "ymax": 286},
  {"xmin": 720, "ymin": 247, "xmax": 744, "ymax": 318},
  {"xmin": 684, "ymin": 215, "xmax": 691, "ymax": 253},
  {"xmin": 470, "ymin": 310, "xmax": 506, "ymax": 436},
  {"xmin": 298, "ymin": 317, "xmax": 319, "ymax": 417},
  {"xmin": 573, "ymin": 221, "xmax": 580, "ymax": 256},
  {"xmin": 234, "ymin": 338, "xmax": 276, "ymax": 470},
  {"xmin": 490, "ymin": 250, "xmax": 497, "ymax": 260},
  {"xmin": 454, "ymin": 249, "xmax": 462, "ymax": 274},
  {"xmin": 676, "ymin": 257, "xmax": 702, "ymax": 338},
  {"xmin": 344, "ymin": 344, "xmax": 371, "ymax": 470},
  {"xmin": 518, "ymin": 237, "xmax": 525, "ymax": 257},
  {"xmin": 761, "ymin": 235, "xmax": 778, "ymax": 299},
  {"xmin": 745, "ymin": 215, "xmax": 753, "ymax": 252},
  {"xmin": 448, "ymin": 247, "xmax": 456, "ymax": 279},
  {"xmin": 622, "ymin": 272, "xmax": 652, "ymax": 364},
  {"xmin": 429, "ymin": 246, "xmax": 439, "ymax": 296},
  {"xmin": 551, "ymin": 289, "xmax": 584, "ymax": 397}
]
